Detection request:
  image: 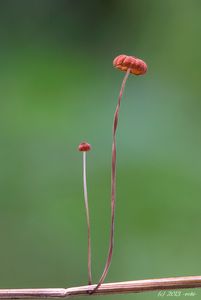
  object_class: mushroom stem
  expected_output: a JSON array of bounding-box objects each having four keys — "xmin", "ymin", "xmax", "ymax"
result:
[
  {"xmin": 82, "ymin": 151, "xmax": 92, "ymax": 285},
  {"xmin": 91, "ymin": 68, "xmax": 131, "ymax": 293}
]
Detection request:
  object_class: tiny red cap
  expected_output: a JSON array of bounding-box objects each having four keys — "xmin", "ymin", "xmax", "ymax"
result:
[
  {"xmin": 78, "ymin": 142, "xmax": 91, "ymax": 152},
  {"xmin": 113, "ymin": 54, "xmax": 147, "ymax": 75}
]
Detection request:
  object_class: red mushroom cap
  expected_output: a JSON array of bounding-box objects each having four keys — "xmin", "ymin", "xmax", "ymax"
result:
[
  {"xmin": 78, "ymin": 142, "xmax": 91, "ymax": 152},
  {"xmin": 113, "ymin": 54, "xmax": 147, "ymax": 75}
]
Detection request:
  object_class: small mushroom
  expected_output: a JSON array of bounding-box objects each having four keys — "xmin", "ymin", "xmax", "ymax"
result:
[{"xmin": 78, "ymin": 141, "xmax": 92, "ymax": 285}]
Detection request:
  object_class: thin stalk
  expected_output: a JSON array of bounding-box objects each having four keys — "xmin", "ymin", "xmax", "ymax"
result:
[
  {"xmin": 83, "ymin": 151, "xmax": 92, "ymax": 285},
  {"xmin": 91, "ymin": 68, "xmax": 131, "ymax": 294},
  {"xmin": 0, "ymin": 276, "xmax": 201, "ymax": 298}
]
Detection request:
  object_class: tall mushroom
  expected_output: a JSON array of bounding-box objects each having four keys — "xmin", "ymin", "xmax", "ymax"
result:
[{"xmin": 91, "ymin": 54, "xmax": 147, "ymax": 293}]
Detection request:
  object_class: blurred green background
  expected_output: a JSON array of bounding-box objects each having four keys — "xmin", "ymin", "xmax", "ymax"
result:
[{"xmin": 0, "ymin": 1, "xmax": 201, "ymax": 299}]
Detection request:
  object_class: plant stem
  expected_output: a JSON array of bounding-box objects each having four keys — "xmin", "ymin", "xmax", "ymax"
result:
[
  {"xmin": 0, "ymin": 276, "xmax": 201, "ymax": 298},
  {"xmin": 91, "ymin": 68, "xmax": 131, "ymax": 294},
  {"xmin": 83, "ymin": 151, "xmax": 92, "ymax": 285}
]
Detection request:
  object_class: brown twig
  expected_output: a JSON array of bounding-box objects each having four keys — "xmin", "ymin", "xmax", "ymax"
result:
[{"xmin": 0, "ymin": 276, "xmax": 200, "ymax": 299}]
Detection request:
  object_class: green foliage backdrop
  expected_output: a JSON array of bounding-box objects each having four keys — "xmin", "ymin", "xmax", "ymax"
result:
[{"xmin": 0, "ymin": 1, "xmax": 201, "ymax": 299}]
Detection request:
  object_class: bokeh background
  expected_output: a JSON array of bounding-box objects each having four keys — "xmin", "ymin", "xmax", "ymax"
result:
[{"xmin": 0, "ymin": 1, "xmax": 201, "ymax": 299}]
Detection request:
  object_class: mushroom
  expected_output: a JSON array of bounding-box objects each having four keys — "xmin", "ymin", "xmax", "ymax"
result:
[
  {"xmin": 91, "ymin": 54, "xmax": 147, "ymax": 293},
  {"xmin": 78, "ymin": 141, "xmax": 92, "ymax": 285}
]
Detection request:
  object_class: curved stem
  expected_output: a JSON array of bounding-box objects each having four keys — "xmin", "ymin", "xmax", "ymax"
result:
[
  {"xmin": 91, "ymin": 68, "xmax": 131, "ymax": 294},
  {"xmin": 83, "ymin": 152, "xmax": 92, "ymax": 285}
]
